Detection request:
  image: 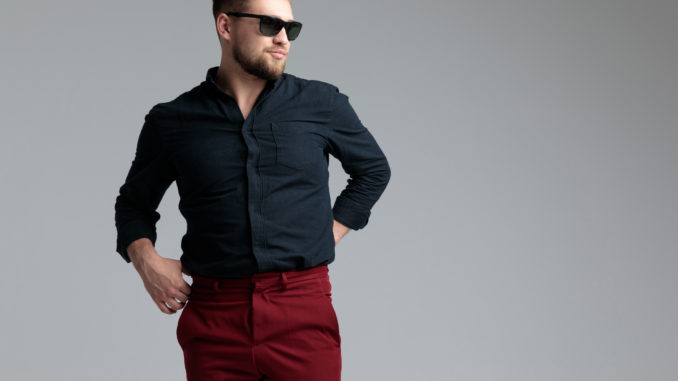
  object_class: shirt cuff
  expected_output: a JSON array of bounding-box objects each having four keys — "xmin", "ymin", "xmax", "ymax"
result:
[
  {"xmin": 115, "ymin": 220, "xmax": 157, "ymax": 263},
  {"xmin": 332, "ymin": 197, "xmax": 371, "ymax": 230}
]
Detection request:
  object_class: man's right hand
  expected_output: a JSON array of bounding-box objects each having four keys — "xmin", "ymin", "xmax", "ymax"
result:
[{"xmin": 127, "ymin": 238, "xmax": 192, "ymax": 314}]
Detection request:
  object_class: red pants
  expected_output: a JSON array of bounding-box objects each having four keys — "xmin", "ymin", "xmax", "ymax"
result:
[{"xmin": 176, "ymin": 264, "xmax": 342, "ymax": 380}]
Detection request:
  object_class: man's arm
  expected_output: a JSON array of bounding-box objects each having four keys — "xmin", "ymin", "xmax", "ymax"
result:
[
  {"xmin": 326, "ymin": 88, "xmax": 391, "ymax": 231},
  {"xmin": 114, "ymin": 106, "xmax": 176, "ymax": 263},
  {"xmin": 114, "ymin": 105, "xmax": 190, "ymax": 315}
]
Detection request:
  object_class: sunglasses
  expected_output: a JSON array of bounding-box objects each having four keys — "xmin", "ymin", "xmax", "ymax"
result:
[{"xmin": 225, "ymin": 12, "xmax": 303, "ymax": 41}]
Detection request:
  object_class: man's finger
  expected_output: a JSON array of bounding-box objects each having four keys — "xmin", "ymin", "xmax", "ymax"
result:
[
  {"xmin": 156, "ymin": 300, "xmax": 174, "ymax": 314},
  {"xmin": 163, "ymin": 300, "xmax": 179, "ymax": 313},
  {"xmin": 176, "ymin": 280, "xmax": 192, "ymax": 296}
]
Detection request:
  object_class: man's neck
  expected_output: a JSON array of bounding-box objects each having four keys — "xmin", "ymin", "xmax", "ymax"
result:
[
  {"xmin": 215, "ymin": 65, "xmax": 269, "ymax": 120},
  {"xmin": 215, "ymin": 65, "xmax": 267, "ymax": 105}
]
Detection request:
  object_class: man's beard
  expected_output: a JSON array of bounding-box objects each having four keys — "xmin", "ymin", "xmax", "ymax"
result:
[{"xmin": 232, "ymin": 43, "xmax": 285, "ymax": 80}]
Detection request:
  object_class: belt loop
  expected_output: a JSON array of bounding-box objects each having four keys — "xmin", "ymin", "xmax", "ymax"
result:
[
  {"xmin": 213, "ymin": 280, "xmax": 220, "ymax": 291},
  {"xmin": 281, "ymin": 272, "xmax": 288, "ymax": 290}
]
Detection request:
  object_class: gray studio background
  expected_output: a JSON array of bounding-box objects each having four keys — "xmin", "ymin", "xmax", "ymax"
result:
[{"xmin": 1, "ymin": 0, "xmax": 676, "ymax": 380}]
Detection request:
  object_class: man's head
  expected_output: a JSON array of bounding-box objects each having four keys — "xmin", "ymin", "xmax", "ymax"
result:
[{"xmin": 213, "ymin": 0, "xmax": 297, "ymax": 81}]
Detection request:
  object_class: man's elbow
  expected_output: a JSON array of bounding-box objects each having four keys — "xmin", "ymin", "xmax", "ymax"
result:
[{"xmin": 375, "ymin": 158, "xmax": 391, "ymax": 189}]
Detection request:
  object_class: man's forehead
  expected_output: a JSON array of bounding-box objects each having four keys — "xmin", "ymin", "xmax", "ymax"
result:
[
  {"xmin": 247, "ymin": 11, "xmax": 295, "ymax": 22},
  {"xmin": 246, "ymin": 0, "xmax": 294, "ymax": 21}
]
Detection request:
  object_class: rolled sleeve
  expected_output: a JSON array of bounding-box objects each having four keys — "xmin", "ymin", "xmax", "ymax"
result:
[
  {"xmin": 326, "ymin": 88, "xmax": 391, "ymax": 230},
  {"xmin": 114, "ymin": 106, "xmax": 176, "ymax": 262}
]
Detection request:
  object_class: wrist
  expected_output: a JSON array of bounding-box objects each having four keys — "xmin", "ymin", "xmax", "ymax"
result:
[{"xmin": 127, "ymin": 238, "xmax": 158, "ymax": 265}]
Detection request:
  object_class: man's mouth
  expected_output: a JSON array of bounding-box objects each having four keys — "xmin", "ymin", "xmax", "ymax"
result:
[{"xmin": 269, "ymin": 50, "xmax": 287, "ymax": 59}]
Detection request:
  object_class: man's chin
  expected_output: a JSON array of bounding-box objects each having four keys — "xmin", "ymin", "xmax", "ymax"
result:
[
  {"xmin": 243, "ymin": 67, "xmax": 282, "ymax": 81},
  {"xmin": 266, "ymin": 66, "xmax": 285, "ymax": 80}
]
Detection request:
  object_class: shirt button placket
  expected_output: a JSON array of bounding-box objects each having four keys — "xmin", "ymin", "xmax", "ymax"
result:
[{"xmin": 243, "ymin": 107, "xmax": 269, "ymax": 270}]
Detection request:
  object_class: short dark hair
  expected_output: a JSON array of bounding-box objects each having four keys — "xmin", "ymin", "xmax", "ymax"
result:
[
  {"xmin": 212, "ymin": 0, "xmax": 293, "ymax": 21},
  {"xmin": 212, "ymin": 0, "xmax": 250, "ymax": 21}
]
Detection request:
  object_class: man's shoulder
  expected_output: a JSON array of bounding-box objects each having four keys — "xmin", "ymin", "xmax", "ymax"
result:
[
  {"xmin": 284, "ymin": 72, "xmax": 341, "ymax": 95},
  {"xmin": 146, "ymin": 83, "xmax": 203, "ymax": 122},
  {"xmin": 282, "ymin": 73, "xmax": 346, "ymax": 110}
]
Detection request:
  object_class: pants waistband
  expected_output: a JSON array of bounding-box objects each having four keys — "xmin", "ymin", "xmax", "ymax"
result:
[{"xmin": 190, "ymin": 264, "xmax": 329, "ymax": 292}]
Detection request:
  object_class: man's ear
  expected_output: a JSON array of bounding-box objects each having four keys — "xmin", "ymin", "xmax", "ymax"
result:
[{"xmin": 216, "ymin": 13, "xmax": 233, "ymax": 41}]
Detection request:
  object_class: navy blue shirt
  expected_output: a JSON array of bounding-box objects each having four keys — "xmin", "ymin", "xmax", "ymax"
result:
[{"xmin": 114, "ymin": 66, "xmax": 391, "ymax": 278}]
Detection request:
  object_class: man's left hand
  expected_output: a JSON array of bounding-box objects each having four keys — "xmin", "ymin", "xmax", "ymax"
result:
[{"xmin": 333, "ymin": 219, "xmax": 350, "ymax": 245}]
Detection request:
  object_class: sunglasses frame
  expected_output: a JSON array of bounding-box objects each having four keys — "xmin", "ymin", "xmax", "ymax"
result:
[{"xmin": 225, "ymin": 12, "xmax": 303, "ymax": 41}]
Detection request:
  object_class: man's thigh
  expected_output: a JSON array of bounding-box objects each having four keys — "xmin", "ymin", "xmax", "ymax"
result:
[
  {"xmin": 253, "ymin": 275, "xmax": 342, "ymax": 381},
  {"xmin": 177, "ymin": 296, "xmax": 260, "ymax": 380}
]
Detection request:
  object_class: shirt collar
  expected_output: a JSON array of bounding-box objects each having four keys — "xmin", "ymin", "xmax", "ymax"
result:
[{"xmin": 204, "ymin": 66, "xmax": 284, "ymax": 98}]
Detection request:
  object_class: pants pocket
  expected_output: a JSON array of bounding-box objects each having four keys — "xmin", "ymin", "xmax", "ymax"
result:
[
  {"xmin": 176, "ymin": 300, "xmax": 192, "ymax": 347},
  {"xmin": 325, "ymin": 296, "xmax": 342, "ymax": 347}
]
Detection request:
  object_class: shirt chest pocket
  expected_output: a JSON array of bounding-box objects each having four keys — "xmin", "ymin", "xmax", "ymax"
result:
[{"xmin": 271, "ymin": 122, "xmax": 315, "ymax": 170}]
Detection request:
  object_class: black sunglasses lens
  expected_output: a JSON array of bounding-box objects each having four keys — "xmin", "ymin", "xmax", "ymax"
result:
[
  {"xmin": 286, "ymin": 23, "xmax": 302, "ymax": 40},
  {"xmin": 260, "ymin": 16, "xmax": 283, "ymax": 36},
  {"xmin": 260, "ymin": 16, "xmax": 302, "ymax": 40}
]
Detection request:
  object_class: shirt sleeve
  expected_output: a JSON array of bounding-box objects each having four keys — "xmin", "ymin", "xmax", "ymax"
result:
[
  {"xmin": 326, "ymin": 88, "xmax": 391, "ymax": 230},
  {"xmin": 114, "ymin": 106, "xmax": 177, "ymax": 262}
]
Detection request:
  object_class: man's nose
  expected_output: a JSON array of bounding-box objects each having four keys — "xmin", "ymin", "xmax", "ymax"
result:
[{"xmin": 273, "ymin": 27, "xmax": 289, "ymax": 43}]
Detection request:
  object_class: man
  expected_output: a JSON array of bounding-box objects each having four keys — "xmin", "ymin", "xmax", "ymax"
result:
[{"xmin": 114, "ymin": 0, "xmax": 390, "ymax": 379}]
